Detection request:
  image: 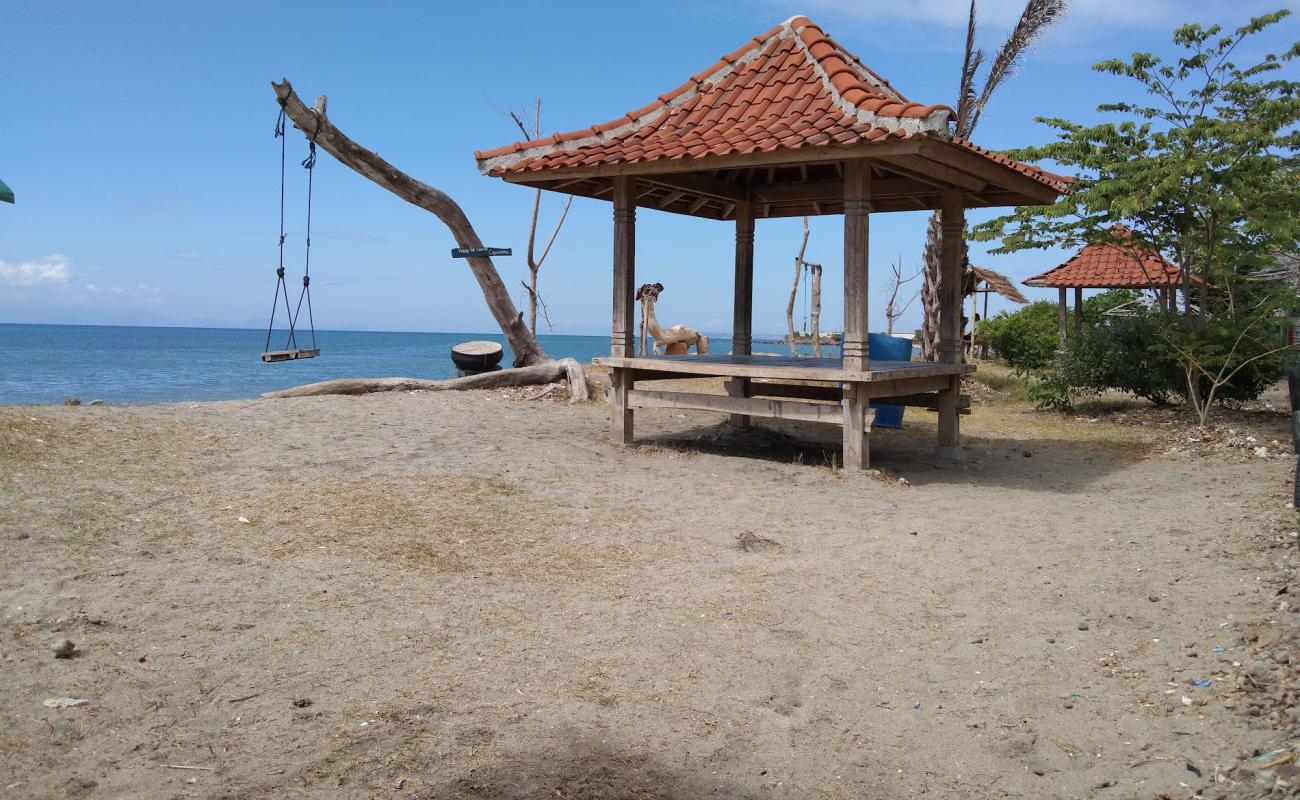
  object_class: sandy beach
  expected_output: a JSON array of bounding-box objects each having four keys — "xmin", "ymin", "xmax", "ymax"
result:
[{"xmin": 1, "ymin": 375, "xmax": 1296, "ymax": 799}]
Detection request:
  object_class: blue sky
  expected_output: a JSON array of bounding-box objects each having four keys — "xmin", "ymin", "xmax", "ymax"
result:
[{"xmin": 2, "ymin": 0, "xmax": 1297, "ymax": 337}]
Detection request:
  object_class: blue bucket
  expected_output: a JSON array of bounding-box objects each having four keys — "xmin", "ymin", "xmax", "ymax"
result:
[{"xmin": 867, "ymin": 333, "xmax": 913, "ymax": 428}]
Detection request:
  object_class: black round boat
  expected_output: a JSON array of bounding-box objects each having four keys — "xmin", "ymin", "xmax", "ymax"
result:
[{"xmin": 451, "ymin": 340, "xmax": 504, "ymax": 373}]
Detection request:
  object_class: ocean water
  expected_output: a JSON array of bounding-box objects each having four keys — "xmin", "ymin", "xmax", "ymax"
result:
[{"xmin": 0, "ymin": 324, "xmax": 839, "ymax": 405}]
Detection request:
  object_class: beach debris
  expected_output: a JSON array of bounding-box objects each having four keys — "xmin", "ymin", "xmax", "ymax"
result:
[
  {"xmin": 1192, "ymin": 679, "xmax": 1212, "ymax": 687},
  {"xmin": 1186, "ymin": 762, "xmax": 1202, "ymax": 778},
  {"xmin": 1181, "ymin": 696, "xmax": 1193, "ymax": 706},
  {"xmin": 912, "ymin": 701, "xmax": 921, "ymax": 710},
  {"xmin": 292, "ymin": 698, "xmax": 313, "ymax": 708},
  {"xmin": 1148, "ymin": 593, "xmax": 1161, "ymax": 602},
  {"xmin": 1077, "ymin": 621, "xmax": 1090, "ymax": 631},
  {"xmin": 50, "ymin": 639, "xmax": 77, "ymax": 659},
  {"xmin": 734, "ymin": 531, "xmax": 780, "ymax": 552},
  {"xmin": 237, "ymin": 516, "xmax": 251, "ymax": 525},
  {"xmin": 87, "ymin": 399, "xmax": 104, "ymax": 405},
  {"xmin": 63, "ymin": 397, "xmax": 80, "ymax": 406},
  {"xmin": 43, "ymin": 697, "xmax": 89, "ymax": 708},
  {"xmin": 1213, "ymin": 646, "xmax": 1226, "ymax": 653}
]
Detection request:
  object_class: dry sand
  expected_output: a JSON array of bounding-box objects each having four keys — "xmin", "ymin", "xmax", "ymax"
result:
[{"xmin": 1, "ymin": 378, "xmax": 1297, "ymax": 799}]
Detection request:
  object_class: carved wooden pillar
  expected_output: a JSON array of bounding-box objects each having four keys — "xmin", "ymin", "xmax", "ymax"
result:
[
  {"xmin": 842, "ymin": 159, "xmax": 872, "ymax": 470},
  {"xmin": 610, "ymin": 176, "xmax": 636, "ymax": 443},
  {"xmin": 842, "ymin": 159, "xmax": 871, "ymax": 372},
  {"xmin": 611, "ymin": 176, "xmax": 636, "ymax": 358},
  {"xmin": 936, "ymin": 188, "xmax": 965, "ymax": 461},
  {"xmin": 727, "ymin": 198, "xmax": 755, "ymax": 426}
]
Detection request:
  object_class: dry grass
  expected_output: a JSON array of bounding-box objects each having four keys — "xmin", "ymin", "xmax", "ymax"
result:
[{"xmin": 250, "ymin": 473, "xmax": 643, "ymax": 582}]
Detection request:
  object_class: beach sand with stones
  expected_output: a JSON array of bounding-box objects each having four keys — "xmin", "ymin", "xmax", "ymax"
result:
[{"xmin": 1, "ymin": 376, "xmax": 1297, "ymax": 799}]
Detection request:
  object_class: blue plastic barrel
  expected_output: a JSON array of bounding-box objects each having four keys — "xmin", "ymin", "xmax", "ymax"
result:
[{"xmin": 866, "ymin": 333, "xmax": 913, "ymax": 428}]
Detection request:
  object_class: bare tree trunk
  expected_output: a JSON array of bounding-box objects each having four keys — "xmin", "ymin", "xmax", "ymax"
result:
[
  {"xmin": 262, "ymin": 358, "xmax": 589, "ymax": 401},
  {"xmin": 272, "ymin": 79, "xmax": 548, "ymax": 367},
  {"xmin": 526, "ymin": 188, "xmax": 542, "ymax": 333},
  {"xmin": 920, "ymin": 211, "xmax": 968, "ymax": 361},
  {"xmin": 787, "ymin": 217, "xmax": 811, "ymax": 357},
  {"xmin": 920, "ymin": 212, "xmax": 942, "ymax": 361},
  {"xmin": 810, "ymin": 263, "xmax": 823, "ymax": 358}
]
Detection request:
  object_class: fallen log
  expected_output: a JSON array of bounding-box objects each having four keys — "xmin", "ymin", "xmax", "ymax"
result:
[{"xmin": 260, "ymin": 358, "xmax": 589, "ymax": 402}]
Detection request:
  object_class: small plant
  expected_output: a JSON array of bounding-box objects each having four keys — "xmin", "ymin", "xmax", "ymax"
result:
[{"xmin": 1021, "ymin": 365, "xmax": 1072, "ymax": 411}]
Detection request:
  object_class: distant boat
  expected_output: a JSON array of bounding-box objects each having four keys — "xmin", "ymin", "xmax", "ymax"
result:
[{"xmin": 451, "ymin": 340, "xmax": 503, "ymax": 373}]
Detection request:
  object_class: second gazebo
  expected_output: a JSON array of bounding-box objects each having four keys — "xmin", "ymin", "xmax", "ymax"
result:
[
  {"xmin": 476, "ymin": 16, "xmax": 1069, "ymax": 470},
  {"xmin": 1024, "ymin": 227, "xmax": 1197, "ymax": 340}
]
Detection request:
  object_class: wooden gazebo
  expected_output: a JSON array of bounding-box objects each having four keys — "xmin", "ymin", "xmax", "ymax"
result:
[
  {"xmin": 476, "ymin": 16, "xmax": 1068, "ymax": 470},
  {"xmin": 1024, "ymin": 226, "xmax": 1199, "ymax": 340}
]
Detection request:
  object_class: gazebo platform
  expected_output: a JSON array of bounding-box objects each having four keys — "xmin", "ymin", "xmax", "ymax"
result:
[{"xmin": 595, "ymin": 355, "xmax": 973, "ymax": 464}]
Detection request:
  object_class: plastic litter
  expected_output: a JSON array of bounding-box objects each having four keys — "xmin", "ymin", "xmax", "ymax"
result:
[
  {"xmin": 1212, "ymin": 646, "xmax": 1225, "ymax": 653},
  {"xmin": 42, "ymin": 697, "xmax": 89, "ymax": 708},
  {"xmin": 1192, "ymin": 679, "xmax": 1212, "ymax": 687},
  {"xmin": 913, "ymin": 702, "xmax": 921, "ymax": 710}
]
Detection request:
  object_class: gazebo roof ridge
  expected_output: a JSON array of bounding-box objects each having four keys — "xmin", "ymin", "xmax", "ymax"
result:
[{"xmin": 474, "ymin": 15, "xmax": 955, "ymax": 176}]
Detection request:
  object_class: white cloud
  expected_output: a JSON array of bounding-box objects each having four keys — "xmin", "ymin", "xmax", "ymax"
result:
[{"xmin": 0, "ymin": 255, "xmax": 70, "ymax": 287}]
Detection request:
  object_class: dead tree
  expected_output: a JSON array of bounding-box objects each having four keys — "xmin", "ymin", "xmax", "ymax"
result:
[
  {"xmin": 271, "ymin": 80, "xmax": 548, "ymax": 368},
  {"xmin": 808, "ymin": 258, "xmax": 823, "ymax": 357},
  {"xmin": 786, "ymin": 217, "xmax": 813, "ymax": 356},
  {"xmin": 501, "ymin": 100, "xmax": 573, "ymax": 334},
  {"xmin": 884, "ymin": 257, "xmax": 923, "ymax": 336}
]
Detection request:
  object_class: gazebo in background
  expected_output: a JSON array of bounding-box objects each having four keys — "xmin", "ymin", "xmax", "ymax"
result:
[
  {"xmin": 476, "ymin": 16, "xmax": 1068, "ymax": 470},
  {"xmin": 1024, "ymin": 227, "xmax": 1195, "ymax": 341}
]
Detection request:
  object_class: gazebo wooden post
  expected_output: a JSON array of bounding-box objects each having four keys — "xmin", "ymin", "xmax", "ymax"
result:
[
  {"xmin": 1057, "ymin": 287, "xmax": 1068, "ymax": 342},
  {"xmin": 936, "ymin": 188, "xmax": 965, "ymax": 461},
  {"xmin": 609, "ymin": 176, "xmax": 637, "ymax": 444},
  {"xmin": 841, "ymin": 158, "xmax": 871, "ymax": 471},
  {"xmin": 726, "ymin": 197, "xmax": 755, "ymax": 427},
  {"xmin": 1074, "ymin": 286, "xmax": 1084, "ymax": 334}
]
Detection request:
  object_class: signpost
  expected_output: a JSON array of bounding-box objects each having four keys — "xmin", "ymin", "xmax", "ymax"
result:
[{"xmin": 451, "ymin": 247, "xmax": 511, "ymax": 258}]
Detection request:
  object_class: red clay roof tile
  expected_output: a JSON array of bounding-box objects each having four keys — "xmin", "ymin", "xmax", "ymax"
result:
[
  {"xmin": 474, "ymin": 16, "xmax": 1067, "ymax": 194},
  {"xmin": 1024, "ymin": 227, "xmax": 1200, "ymax": 288}
]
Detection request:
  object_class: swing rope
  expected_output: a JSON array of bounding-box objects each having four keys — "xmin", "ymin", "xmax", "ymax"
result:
[
  {"xmin": 263, "ymin": 105, "xmax": 318, "ymax": 359},
  {"xmin": 287, "ymin": 139, "xmax": 317, "ymax": 351}
]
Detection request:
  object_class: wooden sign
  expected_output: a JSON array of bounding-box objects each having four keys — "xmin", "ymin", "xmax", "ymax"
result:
[{"xmin": 451, "ymin": 247, "xmax": 511, "ymax": 258}]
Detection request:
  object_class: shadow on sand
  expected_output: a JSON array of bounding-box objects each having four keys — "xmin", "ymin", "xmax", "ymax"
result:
[
  {"xmin": 632, "ymin": 416, "xmax": 1143, "ymax": 493},
  {"xmin": 410, "ymin": 742, "xmax": 768, "ymax": 799}
]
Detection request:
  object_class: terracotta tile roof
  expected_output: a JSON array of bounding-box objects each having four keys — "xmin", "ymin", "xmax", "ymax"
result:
[
  {"xmin": 474, "ymin": 16, "xmax": 1068, "ymax": 193},
  {"xmin": 1024, "ymin": 227, "xmax": 1200, "ymax": 288}
]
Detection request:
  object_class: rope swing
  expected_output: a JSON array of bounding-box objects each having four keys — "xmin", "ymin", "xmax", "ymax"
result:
[{"xmin": 262, "ymin": 106, "xmax": 320, "ymax": 362}]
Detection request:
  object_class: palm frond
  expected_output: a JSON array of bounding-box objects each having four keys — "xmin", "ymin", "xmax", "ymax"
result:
[
  {"xmin": 956, "ymin": 0, "xmax": 985, "ymax": 136},
  {"xmin": 968, "ymin": 0, "xmax": 1069, "ymax": 135}
]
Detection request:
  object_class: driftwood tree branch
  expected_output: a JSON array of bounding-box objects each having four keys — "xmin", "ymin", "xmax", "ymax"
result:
[
  {"xmin": 261, "ymin": 358, "xmax": 589, "ymax": 402},
  {"xmin": 272, "ymin": 79, "xmax": 548, "ymax": 367}
]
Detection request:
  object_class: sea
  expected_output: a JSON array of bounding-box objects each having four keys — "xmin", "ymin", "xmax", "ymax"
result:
[{"xmin": 0, "ymin": 324, "xmax": 841, "ymax": 405}]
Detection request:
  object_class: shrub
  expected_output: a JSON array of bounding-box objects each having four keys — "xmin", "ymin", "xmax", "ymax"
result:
[
  {"xmin": 978, "ymin": 300, "xmax": 1063, "ymax": 370},
  {"xmin": 1062, "ymin": 312, "xmax": 1185, "ymax": 404}
]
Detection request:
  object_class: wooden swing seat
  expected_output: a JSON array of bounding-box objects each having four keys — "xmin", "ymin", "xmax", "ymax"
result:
[{"xmin": 261, "ymin": 348, "xmax": 320, "ymax": 362}]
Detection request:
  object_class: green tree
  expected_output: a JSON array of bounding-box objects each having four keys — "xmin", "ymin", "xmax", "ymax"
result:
[{"xmin": 974, "ymin": 10, "xmax": 1300, "ymax": 424}]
